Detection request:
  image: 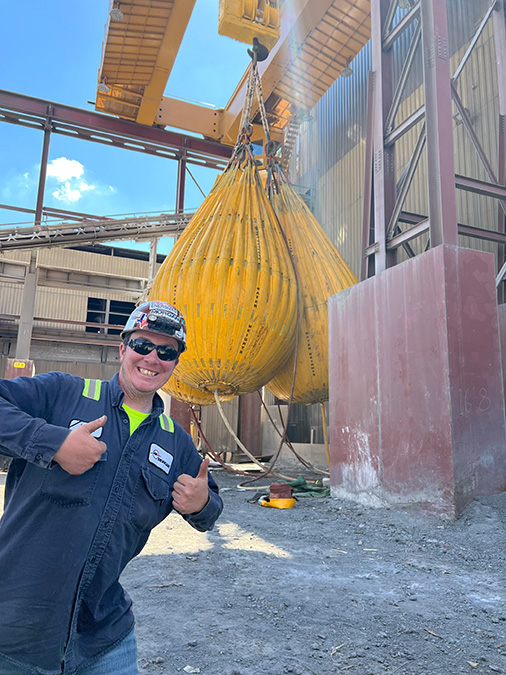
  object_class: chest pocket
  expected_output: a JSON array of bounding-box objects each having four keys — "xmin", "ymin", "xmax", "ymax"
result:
[
  {"xmin": 39, "ymin": 461, "xmax": 103, "ymax": 507},
  {"xmin": 39, "ymin": 378, "xmax": 106, "ymax": 506},
  {"xmin": 128, "ymin": 466, "xmax": 173, "ymax": 533}
]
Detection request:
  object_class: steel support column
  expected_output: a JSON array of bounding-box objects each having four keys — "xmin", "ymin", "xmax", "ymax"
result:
[
  {"xmin": 176, "ymin": 153, "xmax": 187, "ymax": 214},
  {"xmin": 361, "ymin": 72, "xmax": 376, "ymax": 281},
  {"xmin": 169, "ymin": 398, "xmax": 192, "ymax": 435},
  {"xmin": 420, "ymin": 0, "xmax": 458, "ymax": 245},
  {"xmin": 148, "ymin": 238, "xmax": 159, "ymax": 284},
  {"xmin": 337, "ymin": 0, "xmax": 506, "ymax": 516},
  {"xmin": 494, "ymin": 0, "xmax": 506, "ymax": 303},
  {"xmin": 370, "ymin": 0, "xmax": 397, "ymax": 273},
  {"xmin": 237, "ymin": 392, "xmax": 262, "ymax": 458}
]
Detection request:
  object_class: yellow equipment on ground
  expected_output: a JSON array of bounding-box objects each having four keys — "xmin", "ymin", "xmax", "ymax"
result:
[
  {"xmin": 260, "ymin": 496, "xmax": 296, "ymax": 509},
  {"xmin": 260, "ymin": 480, "xmax": 296, "ymax": 508},
  {"xmin": 265, "ymin": 166, "xmax": 358, "ymax": 404},
  {"xmin": 149, "ymin": 157, "xmax": 297, "ymax": 398}
]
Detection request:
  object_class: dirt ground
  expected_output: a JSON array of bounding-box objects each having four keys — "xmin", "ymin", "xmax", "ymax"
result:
[{"xmin": 1, "ymin": 467, "xmax": 506, "ymax": 674}]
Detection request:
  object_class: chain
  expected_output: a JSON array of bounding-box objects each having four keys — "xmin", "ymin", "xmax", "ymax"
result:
[
  {"xmin": 237, "ymin": 61, "xmax": 256, "ymax": 141},
  {"xmin": 254, "ymin": 62, "xmax": 271, "ymax": 144},
  {"xmin": 232, "ymin": 46, "xmax": 274, "ymax": 165}
]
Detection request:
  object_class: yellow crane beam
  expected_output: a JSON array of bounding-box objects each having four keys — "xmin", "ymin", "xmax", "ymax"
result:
[
  {"xmin": 96, "ymin": 0, "xmax": 197, "ymax": 125},
  {"xmin": 97, "ymin": 0, "xmax": 370, "ymax": 148}
]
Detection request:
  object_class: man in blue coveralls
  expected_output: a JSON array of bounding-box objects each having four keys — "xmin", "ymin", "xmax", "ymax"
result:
[{"xmin": 0, "ymin": 301, "xmax": 223, "ymax": 675}]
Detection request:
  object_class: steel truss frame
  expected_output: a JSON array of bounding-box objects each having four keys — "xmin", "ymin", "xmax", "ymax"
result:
[
  {"xmin": 0, "ymin": 212, "xmax": 193, "ymax": 252},
  {"xmin": 362, "ymin": 0, "xmax": 506, "ymax": 300},
  {"xmin": 0, "ymin": 89, "xmax": 230, "ymax": 243},
  {"xmin": 0, "ymin": 90, "xmax": 231, "ymax": 168}
]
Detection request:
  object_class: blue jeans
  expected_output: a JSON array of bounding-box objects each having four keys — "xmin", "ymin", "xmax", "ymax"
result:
[
  {"xmin": 0, "ymin": 630, "xmax": 138, "ymax": 675},
  {"xmin": 76, "ymin": 630, "xmax": 138, "ymax": 675}
]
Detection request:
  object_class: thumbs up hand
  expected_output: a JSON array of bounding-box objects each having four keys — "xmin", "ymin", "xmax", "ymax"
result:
[
  {"xmin": 172, "ymin": 458, "xmax": 210, "ymax": 514},
  {"xmin": 53, "ymin": 416, "xmax": 108, "ymax": 475}
]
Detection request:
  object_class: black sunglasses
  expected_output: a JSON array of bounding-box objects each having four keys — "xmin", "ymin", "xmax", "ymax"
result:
[{"xmin": 125, "ymin": 337, "xmax": 180, "ymax": 362}]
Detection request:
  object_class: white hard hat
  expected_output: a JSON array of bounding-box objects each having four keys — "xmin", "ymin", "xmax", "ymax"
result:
[{"xmin": 121, "ymin": 301, "xmax": 187, "ymax": 352}]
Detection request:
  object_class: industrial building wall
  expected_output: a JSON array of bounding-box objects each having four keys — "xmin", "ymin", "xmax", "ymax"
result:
[
  {"xmin": 0, "ymin": 356, "xmax": 120, "ymax": 382},
  {"xmin": 0, "ymin": 247, "xmax": 151, "ymax": 332},
  {"xmin": 1, "ymin": 283, "xmax": 132, "ymax": 324},
  {"xmin": 294, "ymin": 0, "xmax": 499, "ymax": 278},
  {"xmin": 2, "ymin": 247, "xmax": 151, "ymax": 278},
  {"xmin": 287, "ymin": 0, "xmax": 499, "ymax": 447}
]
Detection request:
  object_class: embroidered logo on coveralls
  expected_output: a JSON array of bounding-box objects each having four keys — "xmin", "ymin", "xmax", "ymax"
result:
[
  {"xmin": 148, "ymin": 444, "xmax": 174, "ymax": 474},
  {"xmin": 69, "ymin": 419, "xmax": 103, "ymax": 438}
]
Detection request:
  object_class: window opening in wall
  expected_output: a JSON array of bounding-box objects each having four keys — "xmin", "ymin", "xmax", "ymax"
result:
[
  {"xmin": 108, "ymin": 299, "xmax": 136, "ymax": 335},
  {"xmin": 86, "ymin": 298, "xmax": 135, "ymax": 334}
]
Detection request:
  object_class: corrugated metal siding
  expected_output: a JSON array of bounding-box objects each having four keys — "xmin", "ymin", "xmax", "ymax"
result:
[
  {"xmin": 0, "ymin": 283, "xmax": 23, "ymax": 315},
  {"xmin": 0, "ymin": 283, "xmax": 137, "ymax": 332},
  {"xmin": 201, "ymin": 399, "xmax": 239, "ymax": 455},
  {"xmin": 294, "ymin": 0, "xmax": 500, "ymax": 275},
  {"xmin": 31, "ymin": 361, "xmax": 119, "ymax": 379},
  {"xmin": 1, "ymin": 248, "xmax": 153, "ymax": 278},
  {"xmin": 0, "ymin": 248, "xmax": 150, "ymax": 333},
  {"xmin": 39, "ymin": 248, "xmax": 151, "ymax": 278}
]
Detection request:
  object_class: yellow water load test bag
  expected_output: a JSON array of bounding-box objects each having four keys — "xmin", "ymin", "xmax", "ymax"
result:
[
  {"xmin": 265, "ymin": 168, "xmax": 358, "ymax": 404},
  {"xmin": 163, "ymin": 375, "xmax": 236, "ymax": 407},
  {"xmin": 150, "ymin": 159, "xmax": 297, "ymax": 400}
]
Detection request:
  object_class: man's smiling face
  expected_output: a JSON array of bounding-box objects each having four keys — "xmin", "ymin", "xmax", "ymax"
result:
[{"xmin": 118, "ymin": 329, "xmax": 180, "ymax": 401}]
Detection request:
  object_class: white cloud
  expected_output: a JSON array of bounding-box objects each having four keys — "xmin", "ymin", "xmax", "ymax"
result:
[
  {"xmin": 79, "ymin": 181, "xmax": 95, "ymax": 193},
  {"xmin": 47, "ymin": 157, "xmax": 84, "ymax": 182},
  {"xmin": 47, "ymin": 157, "xmax": 96, "ymax": 203},
  {"xmin": 1, "ymin": 157, "xmax": 113, "ymax": 214},
  {"xmin": 52, "ymin": 182, "xmax": 83, "ymax": 203}
]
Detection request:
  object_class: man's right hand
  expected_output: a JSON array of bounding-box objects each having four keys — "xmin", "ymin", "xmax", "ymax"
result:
[{"xmin": 53, "ymin": 416, "xmax": 108, "ymax": 475}]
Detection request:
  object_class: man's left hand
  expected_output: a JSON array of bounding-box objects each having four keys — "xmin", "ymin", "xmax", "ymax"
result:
[{"xmin": 172, "ymin": 458, "xmax": 210, "ymax": 514}]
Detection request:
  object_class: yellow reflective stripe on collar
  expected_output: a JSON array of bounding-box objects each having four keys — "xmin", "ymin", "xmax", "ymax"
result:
[
  {"xmin": 82, "ymin": 379, "xmax": 102, "ymax": 401},
  {"xmin": 159, "ymin": 413, "xmax": 174, "ymax": 433}
]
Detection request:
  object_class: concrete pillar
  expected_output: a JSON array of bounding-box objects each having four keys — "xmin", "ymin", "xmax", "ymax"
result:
[
  {"xmin": 329, "ymin": 245, "xmax": 506, "ymax": 518},
  {"xmin": 15, "ymin": 252, "xmax": 38, "ymax": 360}
]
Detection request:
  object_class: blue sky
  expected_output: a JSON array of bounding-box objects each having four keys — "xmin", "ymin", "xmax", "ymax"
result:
[{"xmin": 0, "ymin": 0, "xmax": 251, "ymax": 253}]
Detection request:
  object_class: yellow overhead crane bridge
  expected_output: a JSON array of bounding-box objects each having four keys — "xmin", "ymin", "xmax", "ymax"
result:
[{"xmin": 95, "ymin": 0, "xmax": 370, "ymax": 149}]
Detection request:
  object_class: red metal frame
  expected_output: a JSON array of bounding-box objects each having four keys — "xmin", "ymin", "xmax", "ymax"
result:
[
  {"xmin": 0, "ymin": 90, "xmax": 232, "ymax": 167},
  {"xmin": 363, "ymin": 0, "xmax": 506, "ymax": 297},
  {"xmin": 176, "ymin": 154, "xmax": 187, "ymax": 214},
  {"xmin": 493, "ymin": 0, "xmax": 506, "ymax": 302},
  {"xmin": 421, "ymin": 0, "xmax": 458, "ymax": 246}
]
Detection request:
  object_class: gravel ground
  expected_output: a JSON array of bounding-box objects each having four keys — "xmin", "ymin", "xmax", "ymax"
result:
[
  {"xmin": 1, "ymin": 468, "xmax": 506, "ymax": 674},
  {"xmin": 127, "ymin": 468, "xmax": 506, "ymax": 675}
]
